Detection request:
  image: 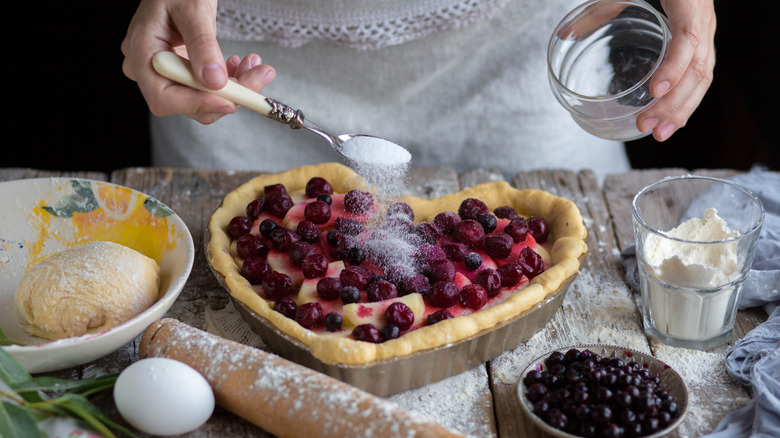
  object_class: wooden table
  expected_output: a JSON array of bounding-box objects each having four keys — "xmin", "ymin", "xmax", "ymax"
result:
[{"xmin": 1, "ymin": 166, "xmax": 770, "ymax": 437}]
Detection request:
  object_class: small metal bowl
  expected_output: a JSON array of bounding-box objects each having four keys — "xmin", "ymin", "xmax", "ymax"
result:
[{"xmin": 517, "ymin": 344, "xmax": 689, "ymax": 438}]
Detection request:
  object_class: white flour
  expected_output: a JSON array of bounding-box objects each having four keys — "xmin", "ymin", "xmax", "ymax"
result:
[
  {"xmin": 645, "ymin": 208, "xmax": 740, "ymax": 288},
  {"xmin": 642, "ymin": 208, "xmax": 742, "ymax": 340}
]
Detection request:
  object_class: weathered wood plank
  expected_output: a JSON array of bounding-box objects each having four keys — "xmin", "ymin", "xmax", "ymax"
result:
[
  {"xmin": 602, "ymin": 168, "xmax": 760, "ymax": 437},
  {"xmin": 490, "ymin": 169, "xmax": 652, "ymax": 438},
  {"xmin": 0, "ymin": 168, "xmax": 107, "ymax": 182},
  {"xmin": 392, "ymin": 167, "xmax": 498, "ymax": 437}
]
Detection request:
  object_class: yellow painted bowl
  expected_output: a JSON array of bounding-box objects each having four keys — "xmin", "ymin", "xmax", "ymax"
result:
[{"xmin": 0, "ymin": 178, "xmax": 194, "ymax": 373}]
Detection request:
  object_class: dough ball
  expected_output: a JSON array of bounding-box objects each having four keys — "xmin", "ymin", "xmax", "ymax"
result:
[{"xmin": 16, "ymin": 241, "xmax": 160, "ymax": 340}]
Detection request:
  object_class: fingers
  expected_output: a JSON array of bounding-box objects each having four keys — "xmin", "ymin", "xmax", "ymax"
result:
[
  {"xmin": 638, "ymin": 0, "xmax": 716, "ymax": 141},
  {"xmin": 121, "ymin": 0, "xmax": 276, "ymax": 124},
  {"xmin": 169, "ymin": 0, "xmax": 226, "ymax": 89}
]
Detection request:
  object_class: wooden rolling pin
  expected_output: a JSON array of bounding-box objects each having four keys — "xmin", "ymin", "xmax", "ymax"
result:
[{"xmin": 139, "ymin": 318, "xmax": 463, "ymax": 438}]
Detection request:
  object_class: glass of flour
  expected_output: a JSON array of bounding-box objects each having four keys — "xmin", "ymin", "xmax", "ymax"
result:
[{"xmin": 632, "ymin": 175, "xmax": 764, "ymax": 350}]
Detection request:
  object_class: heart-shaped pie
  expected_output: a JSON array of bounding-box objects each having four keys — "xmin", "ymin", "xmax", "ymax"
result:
[
  {"xmin": 207, "ymin": 163, "xmax": 587, "ymax": 373},
  {"xmin": 207, "ymin": 163, "xmax": 587, "ymax": 374}
]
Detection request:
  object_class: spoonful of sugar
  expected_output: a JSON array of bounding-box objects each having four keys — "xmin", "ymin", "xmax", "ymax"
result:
[{"xmin": 152, "ymin": 51, "xmax": 412, "ymax": 167}]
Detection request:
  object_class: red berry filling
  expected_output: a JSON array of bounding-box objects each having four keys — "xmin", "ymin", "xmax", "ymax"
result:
[{"xmin": 228, "ymin": 177, "xmax": 551, "ymax": 343}]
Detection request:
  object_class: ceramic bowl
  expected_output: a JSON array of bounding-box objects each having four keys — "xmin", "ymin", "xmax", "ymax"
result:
[
  {"xmin": 517, "ymin": 344, "xmax": 689, "ymax": 438},
  {"xmin": 0, "ymin": 178, "xmax": 194, "ymax": 373}
]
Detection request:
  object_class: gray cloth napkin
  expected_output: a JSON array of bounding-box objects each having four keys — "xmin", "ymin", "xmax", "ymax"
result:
[{"xmin": 619, "ymin": 167, "xmax": 780, "ymax": 438}]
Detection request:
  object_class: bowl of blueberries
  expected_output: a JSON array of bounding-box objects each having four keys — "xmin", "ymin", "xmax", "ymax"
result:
[{"xmin": 518, "ymin": 344, "xmax": 688, "ymax": 438}]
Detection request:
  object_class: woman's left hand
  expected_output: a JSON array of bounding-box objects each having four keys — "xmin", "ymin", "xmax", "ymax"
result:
[{"xmin": 637, "ymin": 0, "xmax": 716, "ymax": 141}]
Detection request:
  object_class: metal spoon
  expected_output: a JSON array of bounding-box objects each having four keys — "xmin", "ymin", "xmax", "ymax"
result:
[{"xmin": 152, "ymin": 51, "xmax": 401, "ymax": 161}]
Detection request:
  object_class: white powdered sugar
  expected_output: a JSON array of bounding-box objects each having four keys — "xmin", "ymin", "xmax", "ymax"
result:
[{"xmin": 340, "ymin": 136, "xmax": 411, "ymax": 199}]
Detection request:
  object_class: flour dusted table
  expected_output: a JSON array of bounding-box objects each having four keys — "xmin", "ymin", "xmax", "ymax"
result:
[{"xmin": 0, "ymin": 166, "xmax": 768, "ymax": 437}]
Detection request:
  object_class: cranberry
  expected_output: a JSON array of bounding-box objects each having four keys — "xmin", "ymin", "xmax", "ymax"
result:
[
  {"xmin": 235, "ymin": 234, "xmax": 269, "ymax": 259},
  {"xmin": 417, "ymin": 243, "xmax": 446, "ymax": 263},
  {"xmin": 295, "ymin": 302, "xmax": 323, "ymax": 328},
  {"xmin": 340, "ymin": 266, "xmax": 372, "ymax": 289},
  {"xmin": 344, "ymin": 189, "xmax": 374, "ymax": 214},
  {"xmin": 518, "ymin": 246, "xmax": 545, "ymax": 278},
  {"xmin": 288, "ymin": 241, "xmax": 316, "ymax": 268},
  {"xmin": 504, "ymin": 217, "xmax": 530, "ymax": 243},
  {"xmin": 305, "ymin": 177, "xmax": 333, "ymax": 198},
  {"xmin": 384, "ymin": 302, "xmax": 414, "ymax": 330},
  {"xmin": 269, "ymin": 226, "xmax": 300, "ymax": 252},
  {"xmin": 474, "ymin": 268, "xmax": 502, "ymax": 297},
  {"xmin": 484, "ymin": 233, "xmax": 514, "ymax": 260},
  {"xmin": 387, "ymin": 202, "xmax": 414, "ymax": 220},
  {"xmin": 477, "ymin": 212, "xmax": 497, "ymax": 233},
  {"xmin": 415, "ymin": 222, "xmax": 443, "ymax": 245},
  {"xmin": 262, "ymin": 271, "xmax": 292, "ymax": 300},
  {"xmin": 263, "ymin": 183, "xmax": 287, "ymax": 197},
  {"xmin": 264, "ymin": 191, "xmax": 294, "ymax": 218},
  {"xmin": 335, "ymin": 217, "xmax": 363, "ymax": 235},
  {"xmin": 428, "ymin": 259, "xmax": 455, "ymax": 283},
  {"xmin": 402, "ymin": 274, "xmax": 431, "ymax": 297},
  {"xmin": 427, "ymin": 309, "xmax": 453, "ymax": 324},
  {"xmin": 304, "ymin": 201, "xmax": 331, "ymax": 225},
  {"xmin": 227, "ymin": 216, "xmax": 252, "ymax": 239},
  {"xmin": 458, "ymin": 198, "xmax": 489, "ymax": 220},
  {"xmin": 426, "ymin": 281, "xmax": 459, "ymax": 308},
  {"xmin": 385, "ymin": 264, "xmax": 414, "ymax": 286},
  {"xmin": 528, "ymin": 216, "xmax": 550, "ymax": 244},
  {"xmin": 381, "ymin": 324, "xmax": 401, "ymax": 341},
  {"xmin": 315, "ymin": 277, "xmax": 342, "ymax": 301},
  {"xmin": 240, "ymin": 257, "xmax": 270, "ymax": 284},
  {"xmin": 340, "ymin": 286, "xmax": 361, "ymax": 304},
  {"xmin": 301, "ymin": 254, "xmax": 328, "ymax": 280},
  {"xmin": 352, "ymin": 324, "xmax": 382, "ymax": 343},
  {"xmin": 258, "ymin": 218, "xmax": 277, "ymax": 239},
  {"xmin": 324, "ymin": 312, "xmax": 343, "ymax": 332},
  {"xmin": 272, "ymin": 297, "xmax": 297, "ymax": 319},
  {"xmin": 367, "ymin": 280, "xmax": 398, "ymax": 302},
  {"xmin": 460, "ymin": 284, "xmax": 488, "ymax": 309},
  {"xmin": 464, "ymin": 252, "xmax": 483, "ymax": 271},
  {"xmin": 347, "ymin": 246, "xmax": 366, "ymax": 265},
  {"xmin": 494, "ymin": 205, "xmax": 518, "ymax": 220},
  {"xmin": 385, "ymin": 216, "xmax": 414, "ymax": 234},
  {"xmin": 296, "ymin": 220, "xmax": 321, "ymax": 243},
  {"xmin": 497, "ymin": 262, "xmax": 524, "ymax": 287},
  {"xmin": 433, "ymin": 211, "xmax": 461, "ymax": 235},
  {"xmin": 452, "ymin": 219, "xmax": 485, "ymax": 248},
  {"xmin": 442, "ymin": 241, "xmax": 468, "ymax": 262},
  {"xmin": 246, "ymin": 198, "xmax": 265, "ymax": 220}
]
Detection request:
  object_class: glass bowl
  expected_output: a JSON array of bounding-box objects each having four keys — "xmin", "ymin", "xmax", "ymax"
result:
[{"xmin": 547, "ymin": 0, "xmax": 671, "ymax": 141}]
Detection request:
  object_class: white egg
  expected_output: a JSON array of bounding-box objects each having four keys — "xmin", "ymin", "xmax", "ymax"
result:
[{"xmin": 114, "ymin": 358, "xmax": 215, "ymax": 436}]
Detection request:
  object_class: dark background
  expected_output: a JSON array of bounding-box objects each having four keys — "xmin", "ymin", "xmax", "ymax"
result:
[{"xmin": 6, "ymin": 1, "xmax": 778, "ymax": 174}]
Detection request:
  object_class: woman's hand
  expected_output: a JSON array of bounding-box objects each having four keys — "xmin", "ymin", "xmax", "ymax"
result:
[
  {"xmin": 637, "ymin": 0, "xmax": 716, "ymax": 141},
  {"xmin": 121, "ymin": 0, "xmax": 275, "ymax": 124}
]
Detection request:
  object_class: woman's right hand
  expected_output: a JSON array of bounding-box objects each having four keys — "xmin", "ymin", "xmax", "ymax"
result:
[{"xmin": 121, "ymin": 0, "xmax": 276, "ymax": 124}]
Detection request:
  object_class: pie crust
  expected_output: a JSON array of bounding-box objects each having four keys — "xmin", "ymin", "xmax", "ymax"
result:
[{"xmin": 207, "ymin": 163, "xmax": 588, "ymax": 366}]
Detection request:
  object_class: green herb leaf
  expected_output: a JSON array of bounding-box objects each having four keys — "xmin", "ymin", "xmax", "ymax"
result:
[
  {"xmin": 0, "ymin": 348, "xmax": 33, "ymax": 389},
  {"xmin": 0, "ymin": 348, "xmax": 132, "ymax": 437},
  {"xmin": 0, "ymin": 401, "xmax": 47, "ymax": 438},
  {"xmin": 16, "ymin": 374, "xmax": 117, "ymax": 395},
  {"xmin": 0, "ymin": 328, "xmax": 27, "ymax": 346}
]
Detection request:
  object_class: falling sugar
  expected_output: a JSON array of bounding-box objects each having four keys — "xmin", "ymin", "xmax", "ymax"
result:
[{"xmin": 340, "ymin": 135, "xmax": 418, "ymax": 284}]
